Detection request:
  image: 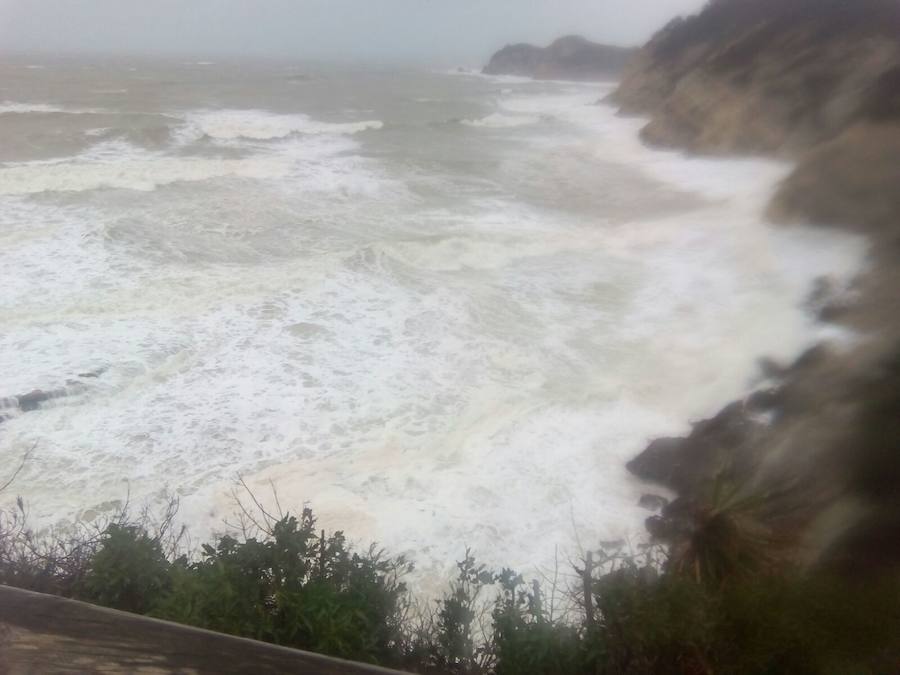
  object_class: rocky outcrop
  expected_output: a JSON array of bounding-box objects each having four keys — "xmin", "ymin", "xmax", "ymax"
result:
[
  {"xmin": 615, "ymin": 0, "xmax": 900, "ymax": 571},
  {"xmin": 638, "ymin": 494, "xmax": 669, "ymax": 512},
  {"xmin": 483, "ymin": 36, "xmax": 635, "ymax": 81},
  {"xmin": 0, "ymin": 369, "xmax": 105, "ymax": 423},
  {"xmin": 610, "ymin": 0, "xmax": 900, "ymax": 155},
  {"xmin": 768, "ymin": 122, "xmax": 900, "ymax": 241}
]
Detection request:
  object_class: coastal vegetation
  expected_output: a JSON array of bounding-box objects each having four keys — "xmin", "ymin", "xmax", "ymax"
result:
[
  {"xmin": 2, "ymin": 0, "xmax": 898, "ymax": 672},
  {"xmin": 0, "ymin": 486, "xmax": 897, "ymax": 674}
]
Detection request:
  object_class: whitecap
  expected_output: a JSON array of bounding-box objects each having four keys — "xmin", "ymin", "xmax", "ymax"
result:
[
  {"xmin": 0, "ymin": 139, "xmax": 296, "ymax": 195},
  {"xmin": 0, "ymin": 101, "xmax": 106, "ymax": 115},
  {"xmin": 460, "ymin": 112, "xmax": 541, "ymax": 129},
  {"xmin": 179, "ymin": 109, "xmax": 383, "ymax": 143}
]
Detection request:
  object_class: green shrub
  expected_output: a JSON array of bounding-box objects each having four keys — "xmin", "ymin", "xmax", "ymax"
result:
[
  {"xmin": 428, "ymin": 551, "xmax": 496, "ymax": 674},
  {"xmin": 492, "ymin": 569, "xmax": 583, "ymax": 675},
  {"xmin": 78, "ymin": 524, "xmax": 171, "ymax": 614},
  {"xmin": 589, "ymin": 564, "xmax": 715, "ymax": 674},
  {"xmin": 152, "ymin": 508, "xmax": 412, "ymax": 666},
  {"xmin": 1, "ymin": 495, "xmax": 898, "ymax": 674}
]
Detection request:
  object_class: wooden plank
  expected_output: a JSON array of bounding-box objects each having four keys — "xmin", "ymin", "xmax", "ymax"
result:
[{"xmin": 0, "ymin": 585, "xmax": 409, "ymax": 675}]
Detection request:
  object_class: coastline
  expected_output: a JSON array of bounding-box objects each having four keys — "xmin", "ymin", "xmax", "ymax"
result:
[
  {"xmin": 605, "ymin": 0, "xmax": 900, "ymax": 570},
  {"xmin": 196, "ymin": 77, "xmax": 869, "ymax": 590}
]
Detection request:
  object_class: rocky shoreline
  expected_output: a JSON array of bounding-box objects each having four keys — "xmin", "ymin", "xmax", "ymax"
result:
[{"xmin": 610, "ymin": 0, "xmax": 900, "ymax": 571}]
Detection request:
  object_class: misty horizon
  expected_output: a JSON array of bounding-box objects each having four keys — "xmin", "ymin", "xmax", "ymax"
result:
[{"xmin": 0, "ymin": 0, "xmax": 706, "ymax": 66}]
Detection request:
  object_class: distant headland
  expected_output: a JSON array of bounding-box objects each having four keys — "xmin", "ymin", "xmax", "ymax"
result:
[{"xmin": 483, "ymin": 35, "xmax": 635, "ymax": 80}]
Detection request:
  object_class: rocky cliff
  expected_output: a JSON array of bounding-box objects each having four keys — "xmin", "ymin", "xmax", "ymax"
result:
[
  {"xmin": 614, "ymin": 0, "xmax": 900, "ymax": 572},
  {"xmin": 483, "ymin": 36, "xmax": 635, "ymax": 80},
  {"xmin": 611, "ymin": 0, "xmax": 900, "ymax": 155}
]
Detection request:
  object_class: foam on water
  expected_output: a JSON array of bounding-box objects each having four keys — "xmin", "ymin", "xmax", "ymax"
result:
[
  {"xmin": 461, "ymin": 112, "xmax": 543, "ymax": 129},
  {"xmin": 0, "ymin": 152, "xmax": 292, "ymax": 195},
  {"xmin": 0, "ymin": 71, "xmax": 868, "ymax": 589},
  {"xmin": 0, "ymin": 126, "xmax": 382, "ymax": 196},
  {"xmin": 180, "ymin": 109, "xmax": 383, "ymax": 142},
  {"xmin": 0, "ymin": 101, "xmax": 106, "ymax": 115}
]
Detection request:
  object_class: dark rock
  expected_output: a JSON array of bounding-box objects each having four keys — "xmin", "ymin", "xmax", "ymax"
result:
[
  {"xmin": 689, "ymin": 400, "xmax": 754, "ymax": 450},
  {"xmin": 758, "ymin": 357, "xmax": 785, "ymax": 379},
  {"xmin": 746, "ymin": 388, "xmax": 783, "ymax": 412},
  {"xmin": 629, "ymin": 400, "xmax": 764, "ymax": 494},
  {"xmin": 17, "ymin": 390, "xmax": 52, "ymax": 412},
  {"xmin": 788, "ymin": 344, "xmax": 831, "ymax": 374},
  {"xmin": 484, "ymin": 35, "xmax": 636, "ymax": 81},
  {"xmin": 626, "ymin": 437, "xmax": 684, "ymax": 485},
  {"xmin": 818, "ymin": 302, "xmax": 851, "ymax": 322},
  {"xmin": 768, "ymin": 122, "xmax": 900, "ymax": 242},
  {"xmin": 611, "ymin": 0, "xmax": 900, "ymax": 155},
  {"xmin": 612, "ymin": 0, "xmax": 900, "ymax": 572},
  {"xmin": 9, "ymin": 386, "xmax": 71, "ymax": 412},
  {"xmin": 860, "ymin": 65, "xmax": 900, "ymax": 123},
  {"xmin": 638, "ymin": 493, "xmax": 669, "ymax": 511}
]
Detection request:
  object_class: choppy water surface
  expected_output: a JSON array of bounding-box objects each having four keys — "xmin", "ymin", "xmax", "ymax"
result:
[{"xmin": 0, "ymin": 58, "xmax": 864, "ymax": 581}]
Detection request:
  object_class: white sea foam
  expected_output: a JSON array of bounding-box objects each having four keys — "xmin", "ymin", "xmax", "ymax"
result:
[
  {"xmin": 461, "ymin": 112, "xmax": 542, "ymax": 129},
  {"xmin": 0, "ymin": 101, "xmax": 64, "ymax": 114},
  {"xmin": 0, "ymin": 101, "xmax": 108, "ymax": 115},
  {"xmin": 498, "ymin": 86, "xmax": 793, "ymax": 202},
  {"xmin": 180, "ymin": 109, "xmax": 383, "ymax": 142},
  {"xmin": 448, "ymin": 70, "xmax": 535, "ymax": 85},
  {"xmin": 0, "ymin": 148, "xmax": 294, "ymax": 195},
  {"xmin": 0, "ymin": 125, "xmax": 383, "ymax": 196},
  {"xmin": 0, "ymin": 69, "xmax": 868, "ymax": 590}
]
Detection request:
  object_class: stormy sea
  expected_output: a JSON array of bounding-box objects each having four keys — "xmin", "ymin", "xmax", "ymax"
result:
[{"xmin": 0, "ymin": 58, "xmax": 863, "ymax": 584}]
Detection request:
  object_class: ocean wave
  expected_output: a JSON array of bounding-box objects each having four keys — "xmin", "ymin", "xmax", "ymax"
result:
[
  {"xmin": 0, "ymin": 150, "xmax": 294, "ymax": 195},
  {"xmin": 460, "ymin": 112, "xmax": 542, "ymax": 129},
  {"xmin": 0, "ymin": 132, "xmax": 385, "ymax": 196},
  {"xmin": 0, "ymin": 101, "xmax": 107, "ymax": 115},
  {"xmin": 179, "ymin": 109, "xmax": 383, "ymax": 142},
  {"xmin": 0, "ymin": 72, "xmax": 871, "ymax": 588},
  {"xmin": 439, "ymin": 69, "xmax": 535, "ymax": 85},
  {"xmin": 0, "ymin": 100, "xmax": 114, "ymax": 116}
]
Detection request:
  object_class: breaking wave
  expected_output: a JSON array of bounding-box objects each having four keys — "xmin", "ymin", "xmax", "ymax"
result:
[
  {"xmin": 460, "ymin": 112, "xmax": 542, "ymax": 128},
  {"xmin": 179, "ymin": 109, "xmax": 384, "ymax": 142}
]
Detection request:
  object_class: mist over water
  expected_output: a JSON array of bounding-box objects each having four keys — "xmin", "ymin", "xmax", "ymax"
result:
[{"xmin": 0, "ymin": 59, "xmax": 864, "ymax": 584}]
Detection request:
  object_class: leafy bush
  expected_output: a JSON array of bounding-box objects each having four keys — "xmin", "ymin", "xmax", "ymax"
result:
[
  {"xmin": 491, "ymin": 569, "xmax": 583, "ymax": 675},
  {"xmin": 0, "ymin": 492, "xmax": 898, "ymax": 674},
  {"xmin": 584, "ymin": 563, "xmax": 900, "ymax": 675},
  {"xmin": 153, "ymin": 508, "xmax": 412, "ymax": 665},
  {"xmin": 78, "ymin": 524, "xmax": 171, "ymax": 614}
]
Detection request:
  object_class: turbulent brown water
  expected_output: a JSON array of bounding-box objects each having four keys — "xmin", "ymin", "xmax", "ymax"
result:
[{"xmin": 0, "ymin": 57, "xmax": 865, "ymax": 581}]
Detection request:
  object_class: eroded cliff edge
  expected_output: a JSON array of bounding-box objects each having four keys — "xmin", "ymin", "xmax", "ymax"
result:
[{"xmin": 614, "ymin": 0, "xmax": 900, "ymax": 571}]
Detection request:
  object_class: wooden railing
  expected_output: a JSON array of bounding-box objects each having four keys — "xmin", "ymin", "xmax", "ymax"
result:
[{"xmin": 0, "ymin": 585, "xmax": 409, "ymax": 674}]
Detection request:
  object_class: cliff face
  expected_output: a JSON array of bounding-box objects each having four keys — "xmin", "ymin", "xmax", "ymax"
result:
[
  {"xmin": 483, "ymin": 36, "xmax": 635, "ymax": 80},
  {"xmin": 614, "ymin": 0, "xmax": 900, "ymax": 571},
  {"xmin": 611, "ymin": 0, "xmax": 900, "ymax": 155}
]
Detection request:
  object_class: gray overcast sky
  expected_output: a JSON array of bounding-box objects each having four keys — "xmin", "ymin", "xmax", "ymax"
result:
[{"xmin": 0, "ymin": 1, "xmax": 706, "ymax": 65}]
